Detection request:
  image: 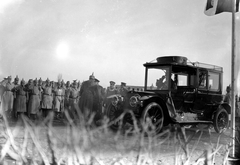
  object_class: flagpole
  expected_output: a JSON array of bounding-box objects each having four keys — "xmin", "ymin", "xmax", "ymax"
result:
[{"xmin": 231, "ymin": 0, "xmax": 236, "ymax": 158}]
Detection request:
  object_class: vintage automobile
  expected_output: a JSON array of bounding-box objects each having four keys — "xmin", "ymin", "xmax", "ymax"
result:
[{"xmin": 105, "ymin": 56, "xmax": 230, "ymax": 133}]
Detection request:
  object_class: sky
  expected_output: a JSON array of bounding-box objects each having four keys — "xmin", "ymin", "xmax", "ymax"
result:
[{"xmin": 0, "ymin": 0, "xmax": 240, "ymax": 93}]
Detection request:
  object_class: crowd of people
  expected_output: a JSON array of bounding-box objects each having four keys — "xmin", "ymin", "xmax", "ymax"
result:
[{"xmin": 0, "ymin": 74, "xmax": 129, "ymax": 124}]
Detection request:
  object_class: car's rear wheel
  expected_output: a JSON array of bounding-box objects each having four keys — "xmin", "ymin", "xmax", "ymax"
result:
[
  {"xmin": 141, "ymin": 102, "xmax": 164, "ymax": 134},
  {"xmin": 213, "ymin": 108, "xmax": 229, "ymax": 133}
]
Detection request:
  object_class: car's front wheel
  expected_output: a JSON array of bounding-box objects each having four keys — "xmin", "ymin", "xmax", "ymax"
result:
[
  {"xmin": 141, "ymin": 102, "xmax": 164, "ymax": 134},
  {"xmin": 213, "ymin": 108, "xmax": 229, "ymax": 133}
]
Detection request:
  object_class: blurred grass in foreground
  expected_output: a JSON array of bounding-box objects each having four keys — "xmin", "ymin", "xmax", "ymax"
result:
[{"xmin": 0, "ymin": 108, "xmax": 239, "ymax": 165}]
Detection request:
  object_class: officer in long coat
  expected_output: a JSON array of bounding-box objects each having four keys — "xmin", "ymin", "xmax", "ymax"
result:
[
  {"xmin": 14, "ymin": 79, "xmax": 28, "ymax": 119},
  {"xmin": 0, "ymin": 76, "xmax": 14, "ymax": 119},
  {"xmin": 91, "ymin": 78, "xmax": 105, "ymax": 125},
  {"xmin": 28, "ymin": 78, "xmax": 41, "ymax": 120},
  {"xmin": 12, "ymin": 76, "xmax": 20, "ymax": 119},
  {"xmin": 41, "ymin": 78, "xmax": 53, "ymax": 118},
  {"xmin": 79, "ymin": 74, "xmax": 95, "ymax": 121}
]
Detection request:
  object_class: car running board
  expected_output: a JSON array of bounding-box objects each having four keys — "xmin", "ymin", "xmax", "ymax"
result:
[{"xmin": 175, "ymin": 120, "xmax": 213, "ymax": 126}]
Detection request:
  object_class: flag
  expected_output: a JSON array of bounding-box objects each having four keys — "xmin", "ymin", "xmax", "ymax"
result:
[{"xmin": 205, "ymin": 0, "xmax": 239, "ymax": 16}]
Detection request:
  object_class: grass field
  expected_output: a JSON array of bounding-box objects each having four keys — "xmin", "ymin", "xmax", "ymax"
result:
[{"xmin": 0, "ymin": 111, "xmax": 239, "ymax": 165}]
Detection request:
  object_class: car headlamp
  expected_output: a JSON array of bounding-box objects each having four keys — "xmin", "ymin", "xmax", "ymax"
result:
[
  {"xmin": 129, "ymin": 95, "xmax": 140, "ymax": 107},
  {"xmin": 112, "ymin": 95, "xmax": 119, "ymax": 106}
]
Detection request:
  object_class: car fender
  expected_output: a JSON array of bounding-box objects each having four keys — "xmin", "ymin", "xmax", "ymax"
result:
[
  {"xmin": 212, "ymin": 103, "xmax": 231, "ymax": 120},
  {"xmin": 140, "ymin": 96, "xmax": 172, "ymax": 125}
]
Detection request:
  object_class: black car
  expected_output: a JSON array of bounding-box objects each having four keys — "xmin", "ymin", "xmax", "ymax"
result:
[{"xmin": 105, "ymin": 56, "xmax": 230, "ymax": 133}]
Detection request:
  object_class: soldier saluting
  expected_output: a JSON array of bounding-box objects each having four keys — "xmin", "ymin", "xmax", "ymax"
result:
[{"xmin": 0, "ymin": 76, "xmax": 14, "ymax": 119}]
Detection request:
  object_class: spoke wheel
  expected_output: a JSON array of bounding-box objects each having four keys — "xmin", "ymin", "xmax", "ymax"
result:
[
  {"xmin": 213, "ymin": 108, "xmax": 229, "ymax": 133},
  {"xmin": 142, "ymin": 102, "xmax": 164, "ymax": 134}
]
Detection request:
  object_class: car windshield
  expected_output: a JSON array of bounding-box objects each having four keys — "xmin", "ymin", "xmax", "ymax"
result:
[{"xmin": 146, "ymin": 66, "xmax": 171, "ymax": 90}]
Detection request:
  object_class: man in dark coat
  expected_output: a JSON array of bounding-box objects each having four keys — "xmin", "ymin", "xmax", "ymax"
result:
[
  {"xmin": 78, "ymin": 74, "xmax": 95, "ymax": 122},
  {"xmin": 91, "ymin": 78, "xmax": 105, "ymax": 126}
]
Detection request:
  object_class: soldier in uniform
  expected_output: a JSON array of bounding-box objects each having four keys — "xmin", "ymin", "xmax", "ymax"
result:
[
  {"xmin": 118, "ymin": 82, "xmax": 128, "ymax": 98},
  {"xmin": 104, "ymin": 81, "xmax": 118, "ymax": 107},
  {"xmin": 223, "ymin": 85, "xmax": 231, "ymax": 104},
  {"xmin": 28, "ymin": 78, "xmax": 41, "ymax": 121},
  {"xmin": 41, "ymin": 78, "xmax": 53, "ymax": 118},
  {"xmin": 68, "ymin": 80, "xmax": 80, "ymax": 120},
  {"xmin": 12, "ymin": 76, "xmax": 20, "ymax": 119},
  {"xmin": 64, "ymin": 81, "xmax": 71, "ymax": 110},
  {"xmin": 53, "ymin": 81, "xmax": 64, "ymax": 119},
  {"xmin": 14, "ymin": 79, "xmax": 28, "ymax": 119},
  {"xmin": 0, "ymin": 76, "xmax": 14, "ymax": 119}
]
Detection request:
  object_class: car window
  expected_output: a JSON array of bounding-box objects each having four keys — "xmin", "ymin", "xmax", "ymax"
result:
[
  {"xmin": 177, "ymin": 74, "xmax": 187, "ymax": 86},
  {"xmin": 208, "ymin": 72, "xmax": 220, "ymax": 91},
  {"xmin": 147, "ymin": 67, "xmax": 170, "ymax": 90}
]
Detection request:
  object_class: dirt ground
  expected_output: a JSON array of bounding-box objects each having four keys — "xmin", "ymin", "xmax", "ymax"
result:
[{"xmin": 0, "ymin": 117, "xmax": 240, "ymax": 165}]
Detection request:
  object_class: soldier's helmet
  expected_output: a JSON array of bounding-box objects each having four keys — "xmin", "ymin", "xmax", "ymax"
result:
[
  {"xmin": 121, "ymin": 82, "xmax": 126, "ymax": 87},
  {"xmin": 38, "ymin": 78, "xmax": 42, "ymax": 84},
  {"xmin": 73, "ymin": 80, "xmax": 77, "ymax": 85},
  {"xmin": 34, "ymin": 78, "xmax": 38, "ymax": 84},
  {"xmin": 110, "ymin": 81, "xmax": 115, "ymax": 85},
  {"xmin": 89, "ymin": 73, "xmax": 95, "ymax": 80},
  {"xmin": 15, "ymin": 75, "xmax": 19, "ymax": 82},
  {"xmin": 21, "ymin": 79, "xmax": 25, "ymax": 85}
]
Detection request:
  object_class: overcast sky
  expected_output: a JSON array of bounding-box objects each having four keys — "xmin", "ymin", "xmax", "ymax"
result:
[{"xmin": 0, "ymin": 0, "xmax": 240, "ymax": 92}]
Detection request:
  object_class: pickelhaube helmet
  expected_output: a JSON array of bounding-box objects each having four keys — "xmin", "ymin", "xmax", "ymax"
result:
[
  {"xmin": 21, "ymin": 79, "xmax": 25, "ymax": 85},
  {"xmin": 34, "ymin": 78, "xmax": 38, "ymax": 83},
  {"xmin": 38, "ymin": 77, "xmax": 42, "ymax": 83},
  {"xmin": 73, "ymin": 80, "xmax": 77, "ymax": 85},
  {"xmin": 89, "ymin": 72, "xmax": 95, "ymax": 80},
  {"xmin": 15, "ymin": 75, "xmax": 19, "ymax": 81}
]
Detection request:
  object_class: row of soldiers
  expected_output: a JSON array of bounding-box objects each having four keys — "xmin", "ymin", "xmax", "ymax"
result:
[{"xmin": 0, "ymin": 74, "xmax": 129, "ymax": 123}]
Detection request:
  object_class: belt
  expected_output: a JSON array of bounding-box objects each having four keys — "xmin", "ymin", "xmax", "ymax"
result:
[
  {"xmin": 69, "ymin": 97, "xmax": 78, "ymax": 99},
  {"xmin": 55, "ymin": 95, "xmax": 63, "ymax": 96},
  {"xmin": 44, "ymin": 93, "xmax": 51, "ymax": 96},
  {"xmin": 17, "ymin": 94, "xmax": 26, "ymax": 96}
]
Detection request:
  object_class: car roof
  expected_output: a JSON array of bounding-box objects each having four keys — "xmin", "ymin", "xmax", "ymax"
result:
[{"xmin": 143, "ymin": 56, "xmax": 223, "ymax": 73}]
